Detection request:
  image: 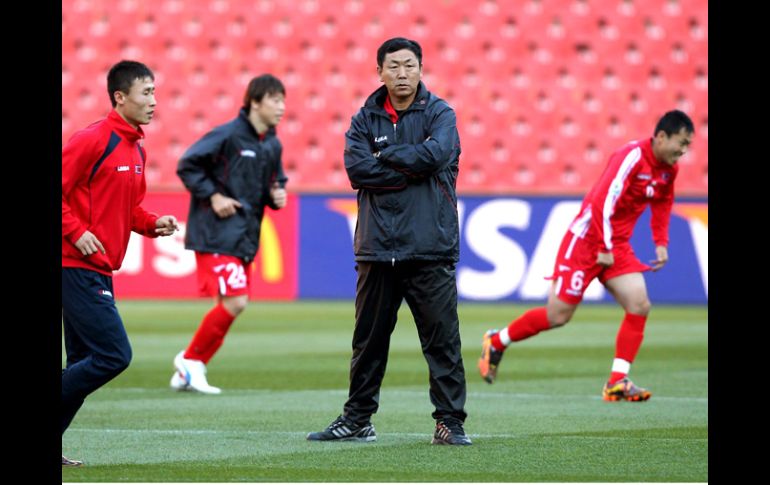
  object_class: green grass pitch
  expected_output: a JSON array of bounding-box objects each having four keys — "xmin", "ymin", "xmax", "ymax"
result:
[{"xmin": 62, "ymin": 300, "xmax": 707, "ymax": 482}]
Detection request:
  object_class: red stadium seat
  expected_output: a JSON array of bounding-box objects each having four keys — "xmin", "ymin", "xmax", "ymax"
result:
[{"xmin": 62, "ymin": 0, "xmax": 707, "ymax": 196}]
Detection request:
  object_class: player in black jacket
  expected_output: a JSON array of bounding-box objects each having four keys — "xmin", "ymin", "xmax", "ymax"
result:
[{"xmin": 170, "ymin": 74, "xmax": 288, "ymax": 394}]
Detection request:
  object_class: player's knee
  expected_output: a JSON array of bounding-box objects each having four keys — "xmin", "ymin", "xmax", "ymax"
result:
[
  {"xmin": 95, "ymin": 346, "xmax": 132, "ymax": 376},
  {"xmin": 549, "ymin": 315, "xmax": 570, "ymax": 328},
  {"xmin": 547, "ymin": 307, "xmax": 573, "ymax": 328},
  {"xmin": 629, "ymin": 298, "xmax": 651, "ymax": 316},
  {"xmin": 223, "ymin": 297, "xmax": 248, "ymax": 315},
  {"xmin": 116, "ymin": 354, "xmax": 131, "ymax": 375},
  {"xmin": 113, "ymin": 345, "xmax": 132, "ymax": 373}
]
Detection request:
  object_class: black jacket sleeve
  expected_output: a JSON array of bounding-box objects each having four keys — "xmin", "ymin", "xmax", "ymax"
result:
[
  {"xmin": 378, "ymin": 104, "xmax": 460, "ymax": 175},
  {"xmin": 344, "ymin": 111, "xmax": 409, "ymax": 193},
  {"xmin": 176, "ymin": 127, "xmax": 228, "ymax": 200},
  {"xmin": 265, "ymin": 142, "xmax": 288, "ymax": 210}
]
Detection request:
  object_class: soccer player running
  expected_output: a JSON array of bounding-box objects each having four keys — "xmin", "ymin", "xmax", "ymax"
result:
[
  {"xmin": 170, "ymin": 74, "xmax": 288, "ymax": 394},
  {"xmin": 478, "ymin": 110, "xmax": 694, "ymax": 402},
  {"xmin": 307, "ymin": 38, "xmax": 471, "ymax": 445},
  {"xmin": 62, "ymin": 60, "xmax": 180, "ymax": 466}
]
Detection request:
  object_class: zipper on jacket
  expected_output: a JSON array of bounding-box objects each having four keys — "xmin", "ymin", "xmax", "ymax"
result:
[
  {"xmin": 385, "ymin": 114, "xmax": 400, "ymax": 267},
  {"xmin": 391, "ymin": 119, "xmax": 398, "ymax": 268}
]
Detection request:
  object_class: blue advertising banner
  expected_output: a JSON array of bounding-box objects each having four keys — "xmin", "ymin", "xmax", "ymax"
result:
[
  {"xmin": 299, "ymin": 195, "xmax": 359, "ymax": 298},
  {"xmin": 299, "ymin": 195, "xmax": 708, "ymax": 304}
]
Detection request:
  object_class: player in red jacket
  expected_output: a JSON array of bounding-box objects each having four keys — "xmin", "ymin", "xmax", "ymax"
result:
[
  {"xmin": 61, "ymin": 60, "xmax": 179, "ymax": 466},
  {"xmin": 478, "ymin": 110, "xmax": 694, "ymax": 401}
]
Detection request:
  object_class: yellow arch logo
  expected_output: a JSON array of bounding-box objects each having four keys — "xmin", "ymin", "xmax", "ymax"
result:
[{"xmin": 255, "ymin": 214, "xmax": 283, "ymax": 283}]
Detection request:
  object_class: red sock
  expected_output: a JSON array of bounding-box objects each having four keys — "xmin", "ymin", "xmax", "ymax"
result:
[
  {"xmin": 609, "ymin": 312, "xmax": 647, "ymax": 383},
  {"xmin": 491, "ymin": 307, "xmax": 551, "ymax": 351},
  {"xmin": 184, "ymin": 303, "xmax": 236, "ymax": 364}
]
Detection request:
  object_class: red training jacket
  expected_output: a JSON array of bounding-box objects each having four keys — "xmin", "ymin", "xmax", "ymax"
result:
[
  {"xmin": 62, "ymin": 110, "xmax": 159, "ymax": 275},
  {"xmin": 568, "ymin": 137, "xmax": 678, "ymax": 252}
]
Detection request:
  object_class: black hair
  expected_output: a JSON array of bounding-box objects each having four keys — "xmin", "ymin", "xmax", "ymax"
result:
[
  {"xmin": 107, "ymin": 60, "xmax": 154, "ymax": 107},
  {"xmin": 654, "ymin": 110, "xmax": 695, "ymax": 137},
  {"xmin": 376, "ymin": 37, "xmax": 423, "ymax": 67},
  {"xmin": 242, "ymin": 74, "xmax": 286, "ymax": 110}
]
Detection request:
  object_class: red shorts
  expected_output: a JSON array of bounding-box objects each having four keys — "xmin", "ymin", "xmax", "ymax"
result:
[
  {"xmin": 549, "ymin": 232, "xmax": 651, "ymax": 305},
  {"xmin": 195, "ymin": 252, "xmax": 252, "ymax": 297}
]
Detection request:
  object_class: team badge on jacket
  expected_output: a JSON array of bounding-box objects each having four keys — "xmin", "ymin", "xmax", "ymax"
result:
[{"xmin": 645, "ymin": 185, "xmax": 655, "ymax": 198}]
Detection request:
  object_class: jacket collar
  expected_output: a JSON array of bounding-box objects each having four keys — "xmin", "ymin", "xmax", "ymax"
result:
[
  {"xmin": 364, "ymin": 82, "xmax": 430, "ymax": 114},
  {"xmin": 238, "ymin": 107, "xmax": 276, "ymax": 139},
  {"xmin": 643, "ymin": 137, "xmax": 668, "ymax": 169},
  {"xmin": 107, "ymin": 110, "xmax": 144, "ymax": 143}
]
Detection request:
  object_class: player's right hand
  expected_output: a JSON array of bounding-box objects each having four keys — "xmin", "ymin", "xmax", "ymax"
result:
[
  {"xmin": 270, "ymin": 182, "xmax": 287, "ymax": 208},
  {"xmin": 75, "ymin": 230, "xmax": 106, "ymax": 256},
  {"xmin": 649, "ymin": 245, "xmax": 669, "ymax": 271},
  {"xmin": 210, "ymin": 193, "xmax": 243, "ymax": 218},
  {"xmin": 596, "ymin": 251, "xmax": 614, "ymax": 267}
]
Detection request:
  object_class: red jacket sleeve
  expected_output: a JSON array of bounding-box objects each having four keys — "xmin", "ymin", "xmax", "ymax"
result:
[
  {"xmin": 650, "ymin": 167, "xmax": 678, "ymax": 247},
  {"xmin": 588, "ymin": 146, "xmax": 643, "ymax": 251},
  {"xmin": 130, "ymin": 147, "xmax": 159, "ymax": 237},
  {"xmin": 62, "ymin": 130, "xmax": 98, "ymax": 244}
]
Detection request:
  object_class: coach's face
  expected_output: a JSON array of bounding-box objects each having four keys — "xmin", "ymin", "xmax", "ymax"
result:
[
  {"xmin": 114, "ymin": 76, "xmax": 156, "ymax": 129},
  {"xmin": 378, "ymin": 49, "xmax": 422, "ymax": 105}
]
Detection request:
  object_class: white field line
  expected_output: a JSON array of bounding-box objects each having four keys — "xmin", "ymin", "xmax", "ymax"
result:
[
  {"xmin": 106, "ymin": 387, "xmax": 708, "ymax": 403},
  {"xmin": 68, "ymin": 428, "xmax": 708, "ymax": 441}
]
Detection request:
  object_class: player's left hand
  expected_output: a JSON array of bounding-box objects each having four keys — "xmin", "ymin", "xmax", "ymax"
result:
[
  {"xmin": 271, "ymin": 182, "xmax": 287, "ymax": 208},
  {"xmin": 650, "ymin": 245, "xmax": 668, "ymax": 271},
  {"xmin": 155, "ymin": 215, "xmax": 180, "ymax": 236}
]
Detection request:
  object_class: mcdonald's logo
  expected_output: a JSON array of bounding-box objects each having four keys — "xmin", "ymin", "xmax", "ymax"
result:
[{"xmin": 248, "ymin": 212, "xmax": 284, "ymax": 283}]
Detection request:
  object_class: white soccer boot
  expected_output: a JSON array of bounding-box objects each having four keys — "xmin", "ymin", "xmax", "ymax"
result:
[{"xmin": 173, "ymin": 350, "xmax": 222, "ymax": 395}]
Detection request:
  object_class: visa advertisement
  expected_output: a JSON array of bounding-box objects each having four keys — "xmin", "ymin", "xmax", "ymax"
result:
[
  {"xmin": 114, "ymin": 193, "xmax": 707, "ymax": 304},
  {"xmin": 300, "ymin": 195, "xmax": 708, "ymax": 303}
]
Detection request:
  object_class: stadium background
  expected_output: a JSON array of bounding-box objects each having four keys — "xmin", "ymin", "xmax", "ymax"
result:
[{"xmin": 62, "ymin": 0, "xmax": 708, "ymax": 303}]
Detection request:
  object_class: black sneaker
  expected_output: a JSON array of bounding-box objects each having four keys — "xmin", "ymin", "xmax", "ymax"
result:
[
  {"xmin": 431, "ymin": 417, "xmax": 472, "ymax": 445},
  {"xmin": 62, "ymin": 455, "xmax": 83, "ymax": 467},
  {"xmin": 307, "ymin": 415, "xmax": 376, "ymax": 442}
]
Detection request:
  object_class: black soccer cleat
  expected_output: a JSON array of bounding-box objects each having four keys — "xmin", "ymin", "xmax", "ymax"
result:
[
  {"xmin": 307, "ymin": 415, "xmax": 376, "ymax": 442},
  {"xmin": 431, "ymin": 417, "xmax": 472, "ymax": 445}
]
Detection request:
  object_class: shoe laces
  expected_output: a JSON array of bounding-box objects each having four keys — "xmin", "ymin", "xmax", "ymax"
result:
[
  {"xmin": 327, "ymin": 415, "xmax": 355, "ymax": 432},
  {"xmin": 440, "ymin": 416, "xmax": 466, "ymax": 436}
]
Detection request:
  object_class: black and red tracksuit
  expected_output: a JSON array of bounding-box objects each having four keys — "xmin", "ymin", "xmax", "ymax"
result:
[{"xmin": 341, "ymin": 82, "xmax": 467, "ymax": 425}]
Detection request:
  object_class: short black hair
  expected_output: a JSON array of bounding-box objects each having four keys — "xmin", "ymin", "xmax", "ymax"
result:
[
  {"xmin": 377, "ymin": 37, "xmax": 422, "ymax": 67},
  {"xmin": 242, "ymin": 74, "xmax": 286, "ymax": 109},
  {"xmin": 107, "ymin": 60, "xmax": 154, "ymax": 108},
  {"xmin": 654, "ymin": 110, "xmax": 695, "ymax": 137}
]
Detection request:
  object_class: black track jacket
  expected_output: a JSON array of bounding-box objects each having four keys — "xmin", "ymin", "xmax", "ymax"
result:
[
  {"xmin": 344, "ymin": 82, "xmax": 461, "ymax": 263},
  {"xmin": 177, "ymin": 108, "xmax": 287, "ymax": 263}
]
